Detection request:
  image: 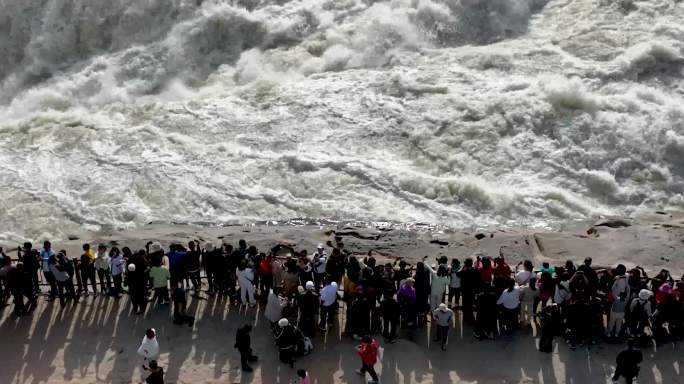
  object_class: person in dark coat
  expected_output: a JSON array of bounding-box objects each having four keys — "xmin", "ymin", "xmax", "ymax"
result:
[
  {"xmin": 297, "ymin": 281, "xmax": 319, "ymax": 338},
  {"xmin": 612, "ymin": 339, "xmax": 643, "ymax": 384},
  {"xmin": 459, "ymin": 258, "xmax": 482, "ymax": 324},
  {"xmin": 413, "ymin": 261, "xmax": 431, "ymax": 327},
  {"xmin": 380, "ymin": 291, "xmax": 400, "ymax": 343},
  {"xmin": 234, "ymin": 324, "xmax": 258, "ymax": 372},
  {"xmin": 538, "ymin": 304, "xmax": 561, "ymax": 353},
  {"xmin": 144, "ymin": 360, "xmax": 165, "ymax": 384},
  {"xmin": 274, "ymin": 318, "xmax": 298, "ymax": 367},
  {"xmin": 473, "ymin": 285, "xmax": 498, "ymax": 340}
]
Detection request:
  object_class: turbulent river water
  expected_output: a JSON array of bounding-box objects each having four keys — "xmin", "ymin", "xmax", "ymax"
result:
[{"xmin": 1, "ymin": 0, "xmax": 684, "ymax": 241}]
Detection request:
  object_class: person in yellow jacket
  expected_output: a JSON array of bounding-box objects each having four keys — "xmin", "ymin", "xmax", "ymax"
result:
[{"xmin": 80, "ymin": 244, "xmax": 97, "ymax": 295}]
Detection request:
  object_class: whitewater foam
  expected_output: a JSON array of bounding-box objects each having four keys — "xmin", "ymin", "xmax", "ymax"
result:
[{"xmin": 1, "ymin": 0, "xmax": 684, "ymax": 241}]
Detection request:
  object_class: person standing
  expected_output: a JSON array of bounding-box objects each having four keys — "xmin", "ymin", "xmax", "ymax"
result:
[
  {"xmin": 607, "ymin": 292, "xmax": 628, "ymax": 339},
  {"xmin": 138, "ymin": 328, "xmax": 160, "ymax": 368},
  {"xmin": 298, "ymin": 281, "xmax": 319, "ymax": 337},
  {"xmin": 236, "ymin": 260, "xmax": 256, "ymax": 307},
  {"xmin": 150, "ymin": 262, "xmax": 171, "ymax": 305},
  {"xmin": 275, "ymin": 318, "xmax": 297, "ymax": 367},
  {"xmin": 426, "ymin": 263, "xmax": 450, "ymax": 310},
  {"xmin": 18, "ymin": 243, "xmax": 40, "ymax": 294},
  {"xmin": 458, "ymin": 258, "xmax": 481, "ymax": 324},
  {"xmin": 612, "ymin": 339, "xmax": 643, "ymax": 384},
  {"xmin": 80, "ymin": 244, "xmax": 97, "ymax": 295},
  {"xmin": 186, "ymin": 241, "xmax": 202, "ymax": 293},
  {"xmin": 497, "ymin": 280, "xmax": 521, "ymax": 335},
  {"xmin": 110, "ymin": 248, "xmax": 124, "ymax": 297},
  {"xmin": 432, "ymin": 303, "xmax": 454, "ymax": 350},
  {"xmin": 447, "ymin": 259, "xmax": 461, "ymax": 308},
  {"xmin": 128, "ymin": 263, "xmax": 148, "ymax": 315},
  {"xmin": 48, "ymin": 254, "xmax": 70, "ymax": 307},
  {"xmin": 94, "ymin": 244, "xmax": 112, "ymax": 294},
  {"xmin": 355, "ymin": 335, "xmax": 380, "ymax": 384},
  {"xmin": 380, "ymin": 291, "xmax": 400, "ymax": 343},
  {"xmin": 40, "ymin": 241, "xmax": 58, "ymax": 299},
  {"xmin": 312, "ymin": 244, "xmax": 327, "ymax": 289},
  {"xmin": 234, "ymin": 324, "xmax": 258, "ymax": 372},
  {"xmin": 319, "ymin": 277, "xmax": 338, "ymax": 332}
]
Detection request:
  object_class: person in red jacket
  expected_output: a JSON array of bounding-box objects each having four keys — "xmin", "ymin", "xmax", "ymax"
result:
[{"xmin": 355, "ymin": 335, "xmax": 380, "ymax": 384}]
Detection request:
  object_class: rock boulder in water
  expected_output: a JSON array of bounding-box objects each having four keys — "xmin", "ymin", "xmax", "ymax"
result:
[{"xmin": 593, "ymin": 219, "xmax": 632, "ymax": 228}]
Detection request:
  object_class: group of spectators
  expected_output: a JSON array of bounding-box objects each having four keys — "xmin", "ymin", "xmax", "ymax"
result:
[{"xmin": 1, "ymin": 238, "xmax": 683, "ymax": 384}]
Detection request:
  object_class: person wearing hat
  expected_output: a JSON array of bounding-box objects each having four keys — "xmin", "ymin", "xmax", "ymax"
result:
[
  {"xmin": 627, "ymin": 289, "xmax": 653, "ymax": 338},
  {"xmin": 312, "ymin": 244, "xmax": 327, "ymax": 290},
  {"xmin": 234, "ymin": 324, "xmax": 259, "ymax": 372},
  {"xmin": 274, "ymin": 318, "xmax": 297, "ymax": 367},
  {"xmin": 144, "ymin": 360, "xmax": 164, "ymax": 384},
  {"xmin": 297, "ymin": 281, "xmax": 319, "ymax": 337},
  {"xmin": 432, "ymin": 303, "xmax": 454, "ymax": 350}
]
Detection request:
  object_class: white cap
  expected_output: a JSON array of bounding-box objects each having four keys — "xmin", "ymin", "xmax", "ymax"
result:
[
  {"xmin": 317, "ymin": 243, "xmax": 324, "ymax": 249},
  {"xmin": 149, "ymin": 242, "xmax": 163, "ymax": 253},
  {"xmin": 127, "ymin": 263, "xmax": 136, "ymax": 272},
  {"xmin": 278, "ymin": 318, "xmax": 289, "ymax": 327},
  {"xmin": 305, "ymin": 281, "xmax": 315, "ymax": 290},
  {"xmin": 638, "ymin": 289, "xmax": 652, "ymax": 301},
  {"xmin": 438, "ymin": 303, "xmax": 447, "ymax": 310}
]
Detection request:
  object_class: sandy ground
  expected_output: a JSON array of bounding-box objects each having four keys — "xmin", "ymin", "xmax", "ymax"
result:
[
  {"xmin": 2, "ymin": 212, "xmax": 684, "ymax": 383},
  {"xmin": 1, "ymin": 290, "xmax": 683, "ymax": 384}
]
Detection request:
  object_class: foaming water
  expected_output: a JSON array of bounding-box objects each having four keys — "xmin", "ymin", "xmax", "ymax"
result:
[{"xmin": 1, "ymin": 0, "xmax": 684, "ymax": 241}]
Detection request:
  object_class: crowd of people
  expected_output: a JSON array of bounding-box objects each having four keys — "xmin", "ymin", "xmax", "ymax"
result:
[{"xmin": 1, "ymin": 237, "xmax": 683, "ymax": 384}]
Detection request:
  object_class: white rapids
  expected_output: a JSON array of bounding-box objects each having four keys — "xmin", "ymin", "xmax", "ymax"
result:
[{"xmin": 1, "ymin": 0, "xmax": 684, "ymax": 241}]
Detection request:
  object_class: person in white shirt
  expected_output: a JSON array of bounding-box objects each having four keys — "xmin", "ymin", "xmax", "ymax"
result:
[
  {"xmin": 94, "ymin": 244, "xmax": 111, "ymax": 294},
  {"xmin": 319, "ymin": 277, "xmax": 338, "ymax": 331},
  {"xmin": 109, "ymin": 247, "xmax": 125, "ymax": 297},
  {"xmin": 515, "ymin": 260, "xmax": 534, "ymax": 286},
  {"xmin": 432, "ymin": 303, "xmax": 454, "ymax": 350},
  {"xmin": 312, "ymin": 244, "xmax": 327, "ymax": 289},
  {"xmin": 426, "ymin": 263, "xmax": 450, "ymax": 310},
  {"xmin": 236, "ymin": 260, "xmax": 256, "ymax": 307},
  {"xmin": 138, "ymin": 328, "xmax": 160, "ymax": 368},
  {"xmin": 40, "ymin": 241, "xmax": 58, "ymax": 298},
  {"xmin": 497, "ymin": 280, "xmax": 520, "ymax": 334}
]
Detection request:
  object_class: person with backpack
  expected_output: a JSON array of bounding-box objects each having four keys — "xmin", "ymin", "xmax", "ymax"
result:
[
  {"xmin": 627, "ymin": 289, "xmax": 653, "ymax": 339},
  {"xmin": 607, "ymin": 292, "xmax": 628, "ymax": 339},
  {"xmin": 612, "ymin": 339, "xmax": 643, "ymax": 384}
]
